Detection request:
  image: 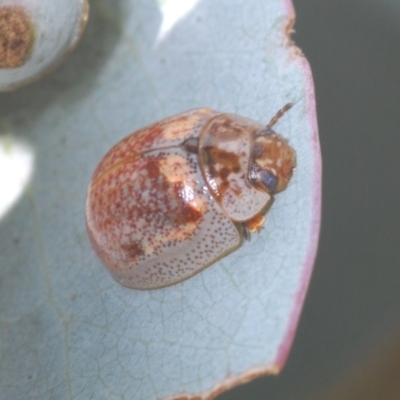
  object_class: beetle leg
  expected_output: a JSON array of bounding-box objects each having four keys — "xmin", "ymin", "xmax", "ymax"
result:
[
  {"xmin": 245, "ymin": 214, "xmax": 266, "ymax": 239},
  {"xmin": 181, "ymin": 137, "xmax": 199, "ymax": 154},
  {"xmin": 242, "ymin": 215, "xmax": 265, "ymax": 241},
  {"xmin": 241, "ymin": 223, "xmax": 251, "ymax": 241}
]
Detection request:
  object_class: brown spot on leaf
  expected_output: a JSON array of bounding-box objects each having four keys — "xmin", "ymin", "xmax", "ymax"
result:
[{"xmin": 0, "ymin": 6, "xmax": 35, "ymax": 68}]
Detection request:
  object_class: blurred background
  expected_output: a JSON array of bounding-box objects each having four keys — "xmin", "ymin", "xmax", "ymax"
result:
[{"xmin": 219, "ymin": 0, "xmax": 400, "ymax": 399}]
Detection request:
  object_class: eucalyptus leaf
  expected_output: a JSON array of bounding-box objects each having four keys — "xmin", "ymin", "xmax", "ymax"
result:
[{"xmin": 0, "ymin": 0, "xmax": 321, "ymax": 399}]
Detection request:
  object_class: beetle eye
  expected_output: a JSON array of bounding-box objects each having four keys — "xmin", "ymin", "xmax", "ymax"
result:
[{"xmin": 259, "ymin": 171, "xmax": 278, "ymax": 193}]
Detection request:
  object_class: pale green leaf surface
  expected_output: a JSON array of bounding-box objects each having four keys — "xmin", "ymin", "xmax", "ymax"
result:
[{"xmin": 0, "ymin": 0, "xmax": 320, "ymax": 399}]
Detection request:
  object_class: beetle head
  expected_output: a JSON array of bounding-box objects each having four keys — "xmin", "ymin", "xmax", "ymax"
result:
[{"xmin": 249, "ymin": 131, "xmax": 296, "ymax": 194}]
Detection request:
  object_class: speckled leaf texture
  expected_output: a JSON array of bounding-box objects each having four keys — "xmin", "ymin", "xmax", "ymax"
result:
[{"xmin": 0, "ymin": 1, "xmax": 320, "ymax": 399}]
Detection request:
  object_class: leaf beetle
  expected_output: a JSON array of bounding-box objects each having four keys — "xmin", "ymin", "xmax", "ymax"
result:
[{"xmin": 86, "ymin": 104, "xmax": 296, "ymax": 289}]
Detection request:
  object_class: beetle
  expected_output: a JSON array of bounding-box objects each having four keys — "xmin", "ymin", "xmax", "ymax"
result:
[{"xmin": 86, "ymin": 104, "xmax": 296, "ymax": 290}]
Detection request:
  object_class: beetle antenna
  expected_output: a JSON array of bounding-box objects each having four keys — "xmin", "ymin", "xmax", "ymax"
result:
[{"xmin": 266, "ymin": 103, "xmax": 293, "ymax": 129}]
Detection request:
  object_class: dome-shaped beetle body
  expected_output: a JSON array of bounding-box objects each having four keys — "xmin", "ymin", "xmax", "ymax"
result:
[{"xmin": 86, "ymin": 106, "xmax": 296, "ymax": 290}]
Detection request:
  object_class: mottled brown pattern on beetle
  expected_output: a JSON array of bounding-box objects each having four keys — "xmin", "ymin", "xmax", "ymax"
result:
[
  {"xmin": 201, "ymin": 117, "xmax": 249, "ymax": 200},
  {"xmin": 90, "ymin": 112, "xmax": 212, "ymax": 185},
  {"xmin": 254, "ymin": 136, "xmax": 295, "ymax": 182},
  {"xmin": 135, "ymin": 123, "xmax": 166, "ymax": 149},
  {"xmin": 91, "ymin": 126, "xmax": 164, "ymax": 184},
  {"xmin": 121, "ymin": 241, "xmax": 145, "ymax": 261},
  {"xmin": 0, "ymin": 6, "xmax": 34, "ymax": 68},
  {"xmin": 91, "ymin": 154, "xmax": 206, "ymax": 267},
  {"xmin": 203, "ymin": 146, "xmax": 242, "ymax": 200},
  {"xmin": 143, "ymin": 157, "xmax": 203, "ymax": 226},
  {"xmin": 208, "ymin": 117, "xmax": 244, "ymax": 141},
  {"xmin": 252, "ymin": 140, "xmax": 267, "ymax": 160}
]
